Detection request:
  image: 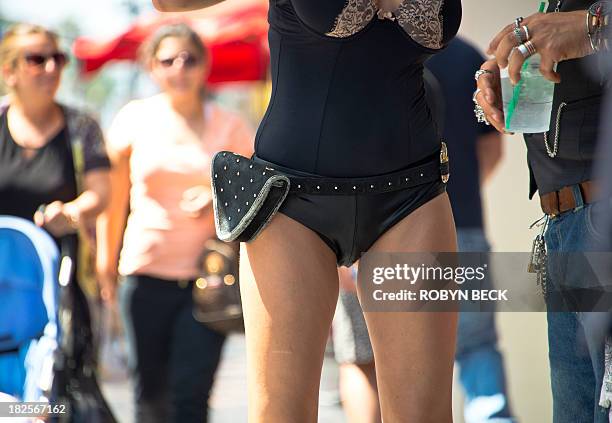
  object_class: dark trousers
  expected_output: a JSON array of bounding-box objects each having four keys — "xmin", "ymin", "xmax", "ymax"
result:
[{"xmin": 119, "ymin": 274, "xmax": 225, "ymax": 423}]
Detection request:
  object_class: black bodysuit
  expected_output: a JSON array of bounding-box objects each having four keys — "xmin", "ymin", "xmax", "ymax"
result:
[
  {"xmin": 255, "ymin": 0, "xmax": 462, "ymax": 177},
  {"xmin": 252, "ymin": 0, "xmax": 462, "ymax": 265}
]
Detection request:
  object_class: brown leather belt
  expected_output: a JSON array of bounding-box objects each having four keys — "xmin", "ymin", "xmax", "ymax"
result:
[{"xmin": 540, "ymin": 181, "xmax": 598, "ymax": 216}]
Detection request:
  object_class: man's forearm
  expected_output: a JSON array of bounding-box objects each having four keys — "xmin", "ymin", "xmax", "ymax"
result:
[{"xmin": 152, "ymin": 0, "xmax": 223, "ymax": 12}]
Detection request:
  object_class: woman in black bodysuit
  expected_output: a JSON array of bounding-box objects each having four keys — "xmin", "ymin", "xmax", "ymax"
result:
[{"xmin": 154, "ymin": 2, "xmax": 461, "ymax": 422}]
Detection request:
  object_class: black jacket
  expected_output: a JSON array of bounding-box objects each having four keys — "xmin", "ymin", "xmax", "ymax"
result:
[{"xmin": 525, "ymin": 0, "xmax": 608, "ymax": 197}]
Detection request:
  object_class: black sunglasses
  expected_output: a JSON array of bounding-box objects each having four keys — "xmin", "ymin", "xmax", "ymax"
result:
[
  {"xmin": 156, "ymin": 51, "xmax": 201, "ymax": 69},
  {"xmin": 23, "ymin": 52, "xmax": 68, "ymax": 69}
]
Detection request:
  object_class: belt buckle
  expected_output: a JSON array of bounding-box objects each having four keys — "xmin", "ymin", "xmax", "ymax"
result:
[{"xmin": 440, "ymin": 141, "xmax": 449, "ymax": 184}]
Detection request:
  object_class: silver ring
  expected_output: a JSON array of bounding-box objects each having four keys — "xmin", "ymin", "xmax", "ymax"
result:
[
  {"xmin": 472, "ymin": 89, "xmax": 490, "ymax": 125},
  {"xmin": 524, "ymin": 40, "xmax": 537, "ymax": 56},
  {"xmin": 514, "ymin": 17, "xmax": 524, "ymax": 28},
  {"xmin": 517, "ymin": 43, "xmax": 530, "ymax": 58},
  {"xmin": 474, "ymin": 69, "xmax": 493, "ymax": 82},
  {"xmin": 474, "ymin": 104, "xmax": 490, "ymax": 125},
  {"xmin": 513, "ymin": 27, "xmax": 524, "ymax": 45},
  {"xmin": 522, "ymin": 25, "xmax": 530, "ymax": 40}
]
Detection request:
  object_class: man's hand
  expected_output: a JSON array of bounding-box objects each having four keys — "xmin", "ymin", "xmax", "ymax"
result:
[
  {"xmin": 488, "ymin": 11, "xmax": 593, "ymax": 84},
  {"xmin": 474, "ymin": 59, "xmax": 507, "ymax": 134}
]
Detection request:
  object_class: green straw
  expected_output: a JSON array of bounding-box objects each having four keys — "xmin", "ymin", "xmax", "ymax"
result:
[{"xmin": 505, "ymin": 1, "xmax": 547, "ymax": 130}]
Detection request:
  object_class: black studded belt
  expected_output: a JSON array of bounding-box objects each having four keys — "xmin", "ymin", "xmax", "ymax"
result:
[
  {"xmin": 252, "ymin": 151, "xmax": 448, "ymax": 195},
  {"xmin": 211, "ymin": 146, "xmax": 449, "ymax": 243}
]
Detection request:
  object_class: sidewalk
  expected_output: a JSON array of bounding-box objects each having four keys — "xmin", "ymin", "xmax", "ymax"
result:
[{"xmin": 101, "ymin": 334, "xmax": 347, "ymax": 423}]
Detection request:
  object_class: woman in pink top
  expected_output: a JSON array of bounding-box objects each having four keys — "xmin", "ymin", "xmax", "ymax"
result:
[{"xmin": 96, "ymin": 24, "xmax": 253, "ymax": 423}]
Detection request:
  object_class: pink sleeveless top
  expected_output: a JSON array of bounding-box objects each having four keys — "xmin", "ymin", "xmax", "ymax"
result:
[{"xmin": 108, "ymin": 99, "xmax": 253, "ymax": 280}]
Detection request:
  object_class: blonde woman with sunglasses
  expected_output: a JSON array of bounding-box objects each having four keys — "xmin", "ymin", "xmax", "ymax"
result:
[
  {"xmin": 0, "ymin": 23, "xmax": 110, "ymax": 245},
  {"xmin": 0, "ymin": 22, "xmax": 114, "ymax": 417}
]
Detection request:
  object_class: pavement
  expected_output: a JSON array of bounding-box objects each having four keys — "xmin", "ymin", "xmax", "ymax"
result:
[{"xmin": 100, "ymin": 334, "xmax": 347, "ymax": 423}]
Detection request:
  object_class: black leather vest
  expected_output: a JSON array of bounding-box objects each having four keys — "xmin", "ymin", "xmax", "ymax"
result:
[{"xmin": 524, "ymin": 0, "xmax": 608, "ymax": 197}]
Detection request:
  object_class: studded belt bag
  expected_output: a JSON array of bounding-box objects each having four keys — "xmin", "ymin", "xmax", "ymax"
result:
[{"xmin": 211, "ymin": 144, "xmax": 450, "ymax": 243}]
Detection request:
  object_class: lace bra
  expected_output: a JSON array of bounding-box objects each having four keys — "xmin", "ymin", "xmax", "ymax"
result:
[{"xmin": 289, "ymin": 0, "xmax": 446, "ymax": 50}]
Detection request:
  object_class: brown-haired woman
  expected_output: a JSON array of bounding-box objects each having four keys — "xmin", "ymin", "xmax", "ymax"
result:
[{"xmin": 97, "ymin": 23, "xmax": 253, "ymax": 423}]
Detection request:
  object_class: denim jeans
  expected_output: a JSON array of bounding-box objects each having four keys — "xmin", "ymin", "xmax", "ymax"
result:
[
  {"xmin": 455, "ymin": 228, "xmax": 516, "ymax": 423},
  {"xmin": 119, "ymin": 274, "xmax": 226, "ymax": 423},
  {"xmin": 544, "ymin": 191, "xmax": 609, "ymax": 423}
]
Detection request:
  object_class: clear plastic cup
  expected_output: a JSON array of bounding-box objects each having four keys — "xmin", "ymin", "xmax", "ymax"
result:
[{"xmin": 500, "ymin": 54, "xmax": 555, "ymax": 134}]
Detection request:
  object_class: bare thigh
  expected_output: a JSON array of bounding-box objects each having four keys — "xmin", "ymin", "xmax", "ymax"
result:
[
  {"xmin": 240, "ymin": 213, "xmax": 340, "ymax": 423},
  {"xmin": 358, "ymin": 192, "xmax": 458, "ymax": 423}
]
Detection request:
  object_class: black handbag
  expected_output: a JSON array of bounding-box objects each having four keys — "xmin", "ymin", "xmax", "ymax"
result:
[
  {"xmin": 211, "ymin": 151, "xmax": 290, "ymax": 243},
  {"xmin": 192, "ymin": 239, "xmax": 244, "ymax": 334}
]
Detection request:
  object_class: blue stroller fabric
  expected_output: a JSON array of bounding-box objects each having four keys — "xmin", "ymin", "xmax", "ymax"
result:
[{"xmin": 0, "ymin": 216, "xmax": 60, "ymax": 400}]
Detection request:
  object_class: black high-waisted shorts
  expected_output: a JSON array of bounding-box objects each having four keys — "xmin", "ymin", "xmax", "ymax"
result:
[{"xmin": 252, "ymin": 153, "xmax": 447, "ymax": 267}]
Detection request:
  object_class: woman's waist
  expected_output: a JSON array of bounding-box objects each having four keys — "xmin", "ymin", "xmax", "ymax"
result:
[
  {"xmin": 250, "ymin": 146, "xmax": 447, "ymax": 194},
  {"xmin": 255, "ymin": 115, "xmax": 439, "ymax": 178},
  {"xmin": 253, "ymin": 139, "xmax": 442, "ymax": 178},
  {"xmin": 122, "ymin": 219, "xmax": 215, "ymax": 250},
  {"xmin": 254, "ymin": 147, "xmax": 440, "ymax": 172},
  {"xmin": 119, "ymin": 259, "xmax": 202, "ymax": 282},
  {"xmin": 126, "ymin": 203, "xmax": 214, "ymax": 228},
  {"xmin": 119, "ymin": 229, "xmax": 214, "ymax": 279}
]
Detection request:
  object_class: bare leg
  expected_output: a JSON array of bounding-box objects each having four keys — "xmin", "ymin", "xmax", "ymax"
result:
[
  {"xmin": 339, "ymin": 362, "xmax": 382, "ymax": 423},
  {"xmin": 359, "ymin": 192, "xmax": 458, "ymax": 423},
  {"xmin": 240, "ymin": 213, "xmax": 340, "ymax": 423}
]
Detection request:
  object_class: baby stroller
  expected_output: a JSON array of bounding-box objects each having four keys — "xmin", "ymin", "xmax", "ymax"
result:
[{"xmin": 0, "ymin": 216, "xmax": 116, "ymax": 422}]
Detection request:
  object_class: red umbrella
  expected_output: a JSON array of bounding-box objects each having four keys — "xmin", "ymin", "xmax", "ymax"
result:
[{"xmin": 72, "ymin": 0, "xmax": 269, "ymax": 85}]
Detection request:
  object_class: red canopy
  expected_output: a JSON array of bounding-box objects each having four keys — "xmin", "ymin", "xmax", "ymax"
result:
[{"xmin": 72, "ymin": 0, "xmax": 269, "ymax": 85}]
